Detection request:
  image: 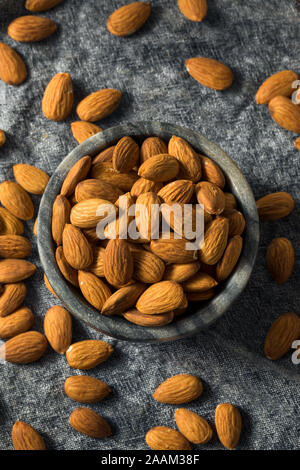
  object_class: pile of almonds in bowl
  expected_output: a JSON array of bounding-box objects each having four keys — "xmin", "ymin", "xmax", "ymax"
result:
[{"xmin": 47, "ymin": 132, "xmax": 246, "ymax": 330}]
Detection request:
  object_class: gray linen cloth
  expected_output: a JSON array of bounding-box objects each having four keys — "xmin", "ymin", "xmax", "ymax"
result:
[{"xmin": 0, "ymin": 0, "xmax": 299, "ymax": 450}]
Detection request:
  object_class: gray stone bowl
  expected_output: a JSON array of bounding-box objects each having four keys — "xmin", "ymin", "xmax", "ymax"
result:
[{"xmin": 37, "ymin": 122, "xmax": 259, "ymax": 343}]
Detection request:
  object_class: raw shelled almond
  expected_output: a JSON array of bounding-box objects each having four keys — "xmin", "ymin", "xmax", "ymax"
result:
[
  {"xmin": 66, "ymin": 339, "xmax": 113, "ymax": 370},
  {"xmin": 186, "ymin": 57, "xmax": 234, "ymax": 90},
  {"xmin": 268, "ymin": 96, "xmax": 300, "ymax": 133},
  {"xmin": 64, "ymin": 375, "xmax": 111, "ymax": 403},
  {"xmin": 256, "ymin": 70, "xmax": 298, "ymax": 105},
  {"xmin": 0, "ymin": 181, "xmax": 34, "ymax": 220},
  {"xmin": 43, "ymin": 305, "xmax": 72, "ymax": 354},
  {"xmin": 69, "ymin": 407, "xmax": 112, "ymax": 438},
  {"xmin": 175, "ymin": 408, "xmax": 213, "ymax": 444},
  {"xmin": 178, "ymin": 0, "xmax": 208, "ymax": 22},
  {"xmin": 153, "ymin": 374, "xmax": 203, "ymax": 404},
  {"xmin": 146, "ymin": 426, "xmax": 191, "ymax": 451},
  {"xmin": 13, "ymin": 164, "xmax": 50, "ymax": 195},
  {"xmin": 8, "ymin": 16, "xmax": 57, "ymax": 42},
  {"xmin": 0, "ymin": 306, "xmax": 34, "ymax": 339},
  {"xmin": 107, "ymin": 2, "xmax": 151, "ymax": 37},
  {"xmin": 266, "ymin": 237, "xmax": 294, "ymax": 285},
  {"xmin": 215, "ymin": 403, "xmax": 242, "ymax": 450},
  {"xmin": 0, "ymin": 282, "xmax": 27, "ymax": 317},
  {"xmin": 76, "ymin": 89, "xmax": 122, "ymax": 122},
  {"xmin": 71, "ymin": 121, "xmax": 102, "ymax": 144},
  {"xmin": 25, "ymin": 0, "xmax": 63, "ymax": 12},
  {"xmin": 256, "ymin": 191, "xmax": 294, "ymax": 220},
  {"xmin": 0, "ymin": 331, "xmax": 47, "ymax": 364},
  {"xmin": 12, "ymin": 421, "xmax": 46, "ymax": 450},
  {"xmin": 42, "ymin": 73, "xmax": 74, "ymax": 121},
  {"xmin": 264, "ymin": 312, "xmax": 300, "ymax": 360},
  {"xmin": 0, "ymin": 43, "xmax": 27, "ymax": 86},
  {"xmin": 51, "ymin": 134, "xmax": 245, "ymax": 328}
]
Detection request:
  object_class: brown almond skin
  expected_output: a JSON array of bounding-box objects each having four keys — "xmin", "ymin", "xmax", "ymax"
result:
[
  {"xmin": 168, "ymin": 135, "xmax": 202, "ymax": 182},
  {"xmin": 61, "ymin": 155, "xmax": 92, "ymax": 197},
  {"xmin": 44, "ymin": 305, "xmax": 72, "ymax": 354},
  {"xmin": 164, "ymin": 261, "xmax": 200, "ymax": 282},
  {"xmin": 26, "ymin": 0, "xmax": 63, "ymax": 12},
  {"xmin": 138, "ymin": 154, "xmax": 180, "ymax": 182},
  {"xmin": 222, "ymin": 209, "xmax": 245, "ymax": 237},
  {"xmin": 0, "ymin": 282, "xmax": 27, "ymax": 317},
  {"xmin": 113, "ymin": 136, "xmax": 140, "ymax": 172},
  {"xmin": 0, "ymin": 207, "xmax": 24, "ymax": 235},
  {"xmin": 186, "ymin": 57, "xmax": 234, "ymax": 90},
  {"xmin": 201, "ymin": 156, "xmax": 225, "ymax": 188},
  {"xmin": 153, "ymin": 374, "xmax": 203, "ymax": 404},
  {"xmin": 88, "ymin": 245, "xmax": 105, "ymax": 277},
  {"xmin": 0, "ymin": 235, "xmax": 31, "ymax": 258},
  {"xmin": 216, "ymin": 235, "xmax": 243, "ymax": 282},
  {"xmin": 123, "ymin": 309, "xmax": 174, "ymax": 327},
  {"xmin": 0, "ymin": 306, "xmax": 34, "ymax": 339},
  {"xmin": 0, "ymin": 129, "xmax": 5, "ymax": 147},
  {"xmin": 107, "ymin": 2, "xmax": 151, "ymax": 37},
  {"xmin": 78, "ymin": 270, "xmax": 111, "ymax": 310},
  {"xmin": 0, "ymin": 181, "xmax": 34, "ymax": 220},
  {"xmin": 62, "ymin": 224, "xmax": 93, "ymax": 270},
  {"xmin": 71, "ymin": 121, "xmax": 102, "ymax": 144},
  {"xmin": 8, "ymin": 16, "xmax": 57, "ymax": 42},
  {"xmin": 158, "ymin": 179, "xmax": 194, "ymax": 203},
  {"xmin": 187, "ymin": 288, "xmax": 215, "ymax": 302},
  {"xmin": 132, "ymin": 250, "xmax": 165, "ymax": 284},
  {"xmin": 199, "ymin": 217, "xmax": 229, "ymax": 265},
  {"xmin": 101, "ymin": 283, "xmax": 146, "ymax": 316},
  {"xmin": 12, "ymin": 421, "xmax": 46, "ymax": 450},
  {"xmin": 66, "ymin": 340, "xmax": 113, "ymax": 370},
  {"xmin": 76, "ymin": 89, "xmax": 122, "ymax": 122},
  {"xmin": 256, "ymin": 70, "xmax": 299, "ymax": 104},
  {"xmin": 136, "ymin": 281, "xmax": 184, "ymax": 315},
  {"xmin": 266, "ymin": 237, "xmax": 294, "ymax": 285},
  {"xmin": 196, "ymin": 181, "xmax": 225, "ymax": 215},
  {"xmin": 295, "ymin": 137, "xmax": 300, "ymax": 151},
  {"xmin": 91, "ymin": 161, "xmax": 138, "ymax": 191},
  {"xmin": 104, "ymin": 239, "xmax": 134, "ymax": 287},
  {"xmin": 256, "ymin": 191, "xmax": 294, "ymax": 220},
  {"xmin": 268, "ymin": 96, "xmax": 300, "ymax": 133},
  {"xmin": 0, "ymin": 331, "xmax": 47, "ymax": 364},
  {"xmin": 55, "ymin": 246, "xmax": 78, "ymax": 287},
  {"xmin": 264, "ymin": 312, "xmax": 300, "ymax": 360},
  {"xmin": 42, "ymin": 73, "xmax": 74, "ymax": 121},
  {"xmin": 146, "ymin": 426, "xmax": 191, "ymax": 451},
  {"xmin": 75, "ymin": 179, "xmax": 123, "ymax": 204},
  {"xmin": 150, "ymin": 237, "xmax": 198, "ymax": 264},
  {"xmin": 140, "ymin": 137, "xmax": 168, "ymax": 163},
  {"xmin": 183, "ymin": 272, "xmax": 218, "ymax": 292},
  {"xmin": 44, "ymin": 273, "xmax": 57, "ymax": 297},
  {"xmin": 52, "ymin": 195, "xmax": 71, "ymax": 246},
  {"xmin": 215, "ymin": 403, "xmax": 242, "ymax": 450},
  {"xmin": 0, "ymin": 259, "xmax": 36, "ymax": 283},
  {"xmin": 93, "ymin": 146, "xmax": 115, "ymax": 164},
  {"xmin": 69, "ymin": 407, "xmax": 112, "ymax": 438},
  {"xmin": 13, "ymin": 164, "xmax": 50, "ymax": 195},
  {"xmin": 178, "ymin": 0, "xmax": 207, "ymax": 22},
  {"xmin": 224, "ymin": 192, "xmax": 237, "ymax": 211},
  {"xmin": 0, "ymin": 42, "xmax": 27, "ymax": 85},
  {"xmin": 65, "ymin": 376, "xmax": 111, "ymax": 403},
  {"xmin": 175, "ymin": 408, "xmax": 213, "ymax": 444}
]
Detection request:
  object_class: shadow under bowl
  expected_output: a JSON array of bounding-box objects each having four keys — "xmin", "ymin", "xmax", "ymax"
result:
[{"xmin": 37, "ymin": 121, "xmax": 259, "ymax": 343}]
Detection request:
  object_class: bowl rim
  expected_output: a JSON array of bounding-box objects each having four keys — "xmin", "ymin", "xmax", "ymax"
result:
[{"xmin": 37, "ymin": 121, "xmax": 259, "ymax": 343}]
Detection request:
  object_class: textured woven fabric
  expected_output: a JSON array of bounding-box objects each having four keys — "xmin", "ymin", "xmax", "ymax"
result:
[{"xmin": 0, "ymin": 0, "xmax": 299, "ymax": 450}]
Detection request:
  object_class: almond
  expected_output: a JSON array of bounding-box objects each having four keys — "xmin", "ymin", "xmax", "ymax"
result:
[
  {"xmin": 33, "ymin": 217, "xmax": 38, "ymax": 236},
  {"xmin": 71, "ymin": 121, "xmax": 102, "ymax": 144},
  {"xmin": 25, "ymin": 0, "xmax": 63, "ymax": 12},
  {"xmin": 113, "ymin": 136, "xmax": 140, "ymax": 172},
  {"xmin": 266, "ymin": 237, "xmax": 294, "ymax": 285},
  {"xmin": 201, "ymin": 156, "xmax": 225, "ymax": 188},
  {"xmin": 136, "ymin": 280, "xmax": 184, "ymax": 314},
  {"xmin": 0, "ymin": 208, "xmax": 24, "ymax": 235},
  {"xmin": 256, "ymin": 191, "xmax": 294, "ymax": 220},
  {"xmin": 8, "ymin": 15, "xmax": 57, "ymax": 42},
  {"xmin": 264, "ymin": 312, "xmax": 300, "ymax": 360},
  {"xmin": 101, "ymin": 282, "xmax": 145, "ymax": 316},
  {"xmin": 268, "ymin": 96, "xmax": 300, "ymax": 133},
  {"xmin": 103, "ymin": 239, "xmax": 133, "ymax": 287},
  {"xmin": 0, "ymin": 129, "xmax": 5, "ymax": 146},
  {"xmin": 153, "ymin": 374, "xmax": 203, "ymax": 404},
  {"xmin": 150, "ymin": 236, "xmax": 198, "ymax": 264},
  {"xmin": 161, "ymin": 202, "xmax": 206, "ymax": 239},
  {"xmin": 196, "ymin": 181, "xmax": 225, "ymax": 214},
  {"xmin": 107, "ymin": 2, "xmax": 151, "ymax": 37},
  {"xmin": 140, "ymin": 137, "xmax": 168, "ymax": 163},
  {"xmin": 44, "ymin": 273, "xmax": 57, "ymax": 297},
  {"xmin": 93, "ymin": 146, "xmax": 115, "ymax": 164},
  {"xmin": 183, "ymin": 271, "xmax": 218, "ymax": 292},
  {"xmin": 75, "ymin": 179, "xmax": 122, "ymax": 204},
  {"xmin": 146, "ymin": 426, "xmax": 191, "ymax": 450},
  {"xmin": 13, "ymin": 163, "xmax": 50, "ymax": 195},
  {"xmin": 0, "ymin": 282, "xmax": 27, "ymax": 317},
  {"xmin": 175, "ymin": 408, "xmax": 212, "ymax": 444},
  {"xmin": 163, "ymin": 261, "xmax": 200, "ymax": 282},
  {"xmin": 224, "ymin": 192, "xmax": 237, "ymax": 211},
  {"xmin": 55, "ymin": 246, "xmax": 79, "ymax": 287},
  {"xmin": 88, "ymin": 245, "xmax": 105, "ymax": 277},
  {"xmin": 78, "ymin": 270, "xmax": 111, "ymax": 310},
  {"xmin": 62, "ymin": 224, "xmax": 93, "ymax": 270},
  {"xmin": 65, "ymin": 376, "xmax": 111, "ymax": 403},
  {"xmin": 168, "ymin": 136, "xmax": 202, "ymax": 182},
  {"xmin": 70, "ymin": 198, "xmax": 116, "ymax": 229},
  {"xmin": 0, "ymin": 235, "xmax": 31, "ymax": 258},
  {"xmin": 43, "ymin": 305, "xmax": 72, "ymax": 354},
  {"xmin": 91, "ymin": 161, "xmax": 138, "ymax": 191},
  {"xmin": 158, "ymin": 179, "xmax": 194, "ymax": 203},
  {"xmin": 132, "ymin": 249, "xmax": 165, "ymax": 283},
  {"xmin": 138, "ymin": 154, "xmax": 180, "ymax": 182},
  {"xmin": 0, "ymin": 181, "xmax": 34, "ymax": 220},
  {"xmin": 0, "ymin": 259, "xmax": 36, "ymax": 283},
  {"xmin": 131, "ymin": 177, "xmax": 163, "ymax": 198},
  {"xmin": 295, "ymin": 137, "xmax": 300, "ymax": 150},
  {"xmin": 123, "ymin": 309, "xmax": 174, "ymax": 327},
  {"xmin": 135, "ymin": 192, "xmax": 161, "ymax": 241},
  {"xmin": 76, "ymin": 89, "xmax": 122, "ymax": 122},
  {"xmin": 69, "ymin": 407, "xmax": 112, "ymax": 438},
  {"xmin": 216, "ymin": 235, "xmax": 243, "ymax": 282},
  {"xmin": 222, "ymin": 209, "xmax": 245, "ymax": 236},
  {"xmin": 66, "ymin": 339, "xmax": 113, "ymax": 369},
  {"xmin": 0, "ymin": 331, "xmax": 47, "ymax": 364},
  {"xmin": 12, "ymin": 421, "xmax": 46, "ymax": 450},
  {"xmin": 199, "ymin": 217, "xmax": 229, "ymax": 265},
  {"xmin": 187, "ymin": 288, "xmax": 215, "ymax": 301},
  {"xmin": 0, "ymin": 42, "xmax": 27, "ymax": 85},
  {"xmin": 256, "ymin": 70, "xmax": 298, "ymax": 104},
  {"xmin": 0, "ymin": 306, "xmax": 34, "ymax": 339},
  {"xmin": 186, "ymin": 57, "xmax": 234, "ymax": 90},
  {"xmin": 61, "ymin": 155, "xmax": 92, "ymax": 197},
  {"xmin": 178, "ymin": 0, "xmax": 207, "ymax": 22},
  {"xmin": 215, "ymin": 403, "xmax": 242, "ymax": 450},
  {"xmin": 52, "ymin": 195, "xmax": 71, "ymax": 245},
  {"xmin": 42, "ymin": 73, "xmax": 74, "ymax": 121}
]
